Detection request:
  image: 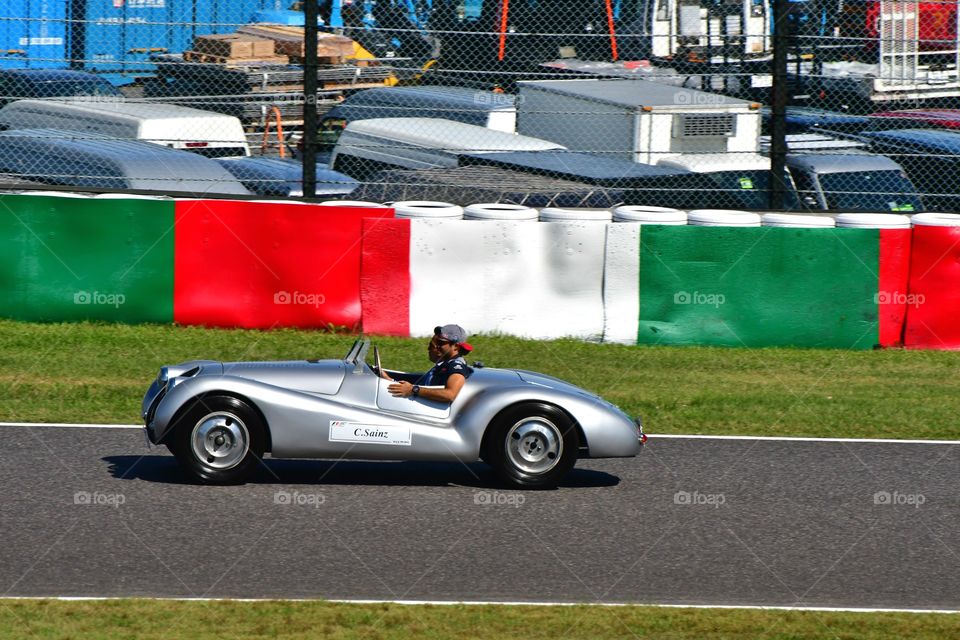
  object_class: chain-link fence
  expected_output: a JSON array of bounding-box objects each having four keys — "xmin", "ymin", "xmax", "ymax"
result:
[{"xmin": 0, "ymin": 0, "xmax": 957, "ymax": 211}]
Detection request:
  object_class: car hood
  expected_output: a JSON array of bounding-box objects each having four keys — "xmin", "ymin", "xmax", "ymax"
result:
[
  {"xmin": 514, "ymin": 369, "xmax": 593, "ymax": 395},
  {"xmin": 218, "ymin": 359, "xmax": 347, "ymax": 395},
  {"xmin": 514, "ymin": 369, "xmax": 629, "ymax": 415}
]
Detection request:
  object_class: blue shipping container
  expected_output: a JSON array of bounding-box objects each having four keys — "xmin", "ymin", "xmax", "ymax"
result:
[
  {"xmin": 78, "ymin": 0, "xmax": 276, "ymax": 78},
  {"xmin": 0, "ymin": 0, "xmax": 68, "ymax": 69}
]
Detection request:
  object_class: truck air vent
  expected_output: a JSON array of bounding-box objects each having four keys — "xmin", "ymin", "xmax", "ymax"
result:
[{"xmin": 675, "ymin": 113, "xmax": 736, "ymax": 138}]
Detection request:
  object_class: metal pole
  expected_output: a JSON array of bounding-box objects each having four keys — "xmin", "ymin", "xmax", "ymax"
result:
[
  {"xmin": 769, "ymin": 0, "xmax": 789, "ymax": 210},
  {"xmin": 302, "ymin": 0, "xmax": 319, "ymax": 199}
]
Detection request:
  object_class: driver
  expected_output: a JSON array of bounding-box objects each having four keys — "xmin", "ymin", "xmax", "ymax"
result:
[{"xmin": 384, "ymin": 324, "xmax": 474, "ymax": 403}]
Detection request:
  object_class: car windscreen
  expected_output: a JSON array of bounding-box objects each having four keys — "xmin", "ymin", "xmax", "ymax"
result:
[
  {"xmin": 818, "ymin": 170, "xmax": 922, "ymax": 212},
  {"xmin": 699, "ymin": 170, "xmax": 801, "ymax": 209}
]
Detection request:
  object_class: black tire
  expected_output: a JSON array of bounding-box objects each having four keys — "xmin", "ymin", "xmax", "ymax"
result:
[
  {"xmin": 484, "ymin": 402, "xmax": 579, "ymax": 489},
  {"xmin": 169, "ymin": 395, "xmax": 266, "ymax": 485}
]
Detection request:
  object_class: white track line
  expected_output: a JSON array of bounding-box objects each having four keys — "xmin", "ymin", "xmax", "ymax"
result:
[
  {"xmin": 1, "ymin": 423, "xmax": 958, "ymax": 445},
  {"xmin": 650, "ymin": 434, "xmax": 960, "ymax": 445},
  {"xmin": 0, "ymin": 422, "xmax": 140, "ymax": 429},
  {"xmin": 0, "ymin": 596, "xmax": 957, "ymax": 614}
]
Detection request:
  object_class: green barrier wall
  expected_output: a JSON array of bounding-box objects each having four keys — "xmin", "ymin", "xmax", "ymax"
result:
[
  {"xmin": 0, "ymin": 195, "xmax": 175, "ymax": 323},
  {"xmin": 638, "ymin": 226, "xmax": 881, "ymax": 349}
]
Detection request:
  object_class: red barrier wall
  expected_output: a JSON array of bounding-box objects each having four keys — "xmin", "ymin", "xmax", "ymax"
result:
[
  {"xmin": 174, "ymin": 200, "xmax": 394, "ymax": 329},
  {"xmin": 360, "ymin": 218, "xmax": 411, "ymax": 336},
  {"xmin": 904, "ymin": 225, "xmax": 960, "ymax": 349},
  {"xmin": 879, "ymin": 228, "xmax": 912, "ymax": 348}
]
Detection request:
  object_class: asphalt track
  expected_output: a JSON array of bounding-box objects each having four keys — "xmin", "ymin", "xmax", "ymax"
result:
[{"xmin": 1, "ymin": 424, "xmax": 959, "ymax": 609}]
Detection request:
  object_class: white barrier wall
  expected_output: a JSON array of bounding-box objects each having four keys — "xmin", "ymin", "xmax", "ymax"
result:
[
  {"xmin": 602, "ymin": 222, "xmax": 642, "ymax": 344},
  {"xmin": 408, "ymin": 220, "xmax": 607, "ymax": 340}
]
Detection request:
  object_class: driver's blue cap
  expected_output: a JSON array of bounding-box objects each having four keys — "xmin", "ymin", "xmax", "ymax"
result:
[{"xmin": 434, "ymin": 324, "xmax": 472, "ymax": 352}]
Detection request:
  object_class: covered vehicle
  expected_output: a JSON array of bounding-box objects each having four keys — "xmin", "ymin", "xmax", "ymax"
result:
[
  {"xmin": 314, "ymin": 85, "xmax": 517, "ymax": 150},
  {"xmin": 459, "ymin": 149, "xmax": 705, "ymax": 208},
  {"xmin": 0, "ymin": 69, "xmax": 122, "ymax": 108},
  {"xmin": 760, "ymin": 106, "xmax": 871, "ymax": 135},
  {"xmin": 862, "ymin": 129, "xmax": 960, "ymax": 212},
  {"xmin": 214, "ymin": 157, "xmax": 358, "ymax": 198},
  {"xmin": 142, "ymin": 339, "xmax": 645, "ymax": 488},
  {"xmin": 868, "ymin": 109, "xmax": 960, "ymax": 131},
  {"xmin": 330, "ymin": 117, "xmax": 564, "ymax": 181},
  {"xmin": 0, "ymin": 128, "xmax": 252, "ymax": 196},
  {"xmin": 0, "ymin": 99, "xmax": 251, "ymax": 158}
]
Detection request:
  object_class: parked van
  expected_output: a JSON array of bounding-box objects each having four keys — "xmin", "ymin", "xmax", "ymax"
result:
[
  {"xmin": 460, "ymin": 149, "xmax": 706, "ymax": 208},
  {"xmin": 0, "ymin": 99, "xmax": 251, "ymax": 158},
  {"xmin": 860, "ymin": 129, "xmax": 960, "ymax": 212},
  {"xmin": 315, "ymin": 85, "xmax": 517, "ymax": 150},
  {"xmin": 784, "ymin": 152, "xmax": 922, "ymax": 212},
  {"xmin": 330, "ymin": 117, "xmax": 564, "ymax": 180},
  {"xmin": 657, "ymin": 153, "xmax": 801, "ymax": 210},
  {"xmin": 0, "ymin": 129, "xmax": 252, "ymax": 195}
]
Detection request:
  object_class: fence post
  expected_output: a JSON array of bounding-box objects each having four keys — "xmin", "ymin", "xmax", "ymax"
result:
[
  {"xmin": 770, "ymin": 0, "xmax": 790, "ymax": 210},
  {"xmin": 302, "ymin": 0, "xmax": 319, "ymax": 199}
]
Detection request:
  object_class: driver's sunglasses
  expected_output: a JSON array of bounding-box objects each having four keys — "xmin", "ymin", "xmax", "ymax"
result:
[{"xmin": 430, "ymin": 337, "xmax": 452, "ymax": 347}]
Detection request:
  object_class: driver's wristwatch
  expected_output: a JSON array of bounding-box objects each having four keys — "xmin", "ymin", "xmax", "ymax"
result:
[{"xmin": 411, "ymin": 385, "xmax": 420, "ymax": 397}]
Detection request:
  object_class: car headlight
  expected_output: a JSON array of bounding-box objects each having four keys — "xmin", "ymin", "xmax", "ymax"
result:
[
  {"xmin": 157, "ymin": 367, "xmax": 169, "ymax": 385},
  {"xmin": 635, "ymin": 416, "xmax": 647, "ymax": 444}
]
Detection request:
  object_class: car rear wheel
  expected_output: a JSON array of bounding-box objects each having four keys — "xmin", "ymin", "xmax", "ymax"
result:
[
  {"xmin": 485, "ymin": 403, "xmax": 578, "ymax": 489},
  {"xmin": 171, "ymin": 395, "xmax": 265, "ymax": 484}
]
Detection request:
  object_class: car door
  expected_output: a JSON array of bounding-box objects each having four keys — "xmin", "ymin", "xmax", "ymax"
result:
[{"xmin": 375, "ymin": 373, "xmax": 451, "ymax": 419}]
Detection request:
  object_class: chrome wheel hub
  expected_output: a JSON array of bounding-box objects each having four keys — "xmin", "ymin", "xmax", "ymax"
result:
[
  {"xmin": 191, "ymin": 412, "xmax": 249, "ymax": 470},
  {"xmin": 506, "ymin": 417, "xmax": 563, "ymax": 475}
]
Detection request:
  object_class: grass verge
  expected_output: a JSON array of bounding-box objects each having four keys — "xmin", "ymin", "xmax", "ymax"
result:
[
  {"xmin": 1, "ymin": 320, "xmax": 959, "ymax": 438},
  {"xmin": 1, "ymin": 600, "xmax": 959, "ymax": 639}
]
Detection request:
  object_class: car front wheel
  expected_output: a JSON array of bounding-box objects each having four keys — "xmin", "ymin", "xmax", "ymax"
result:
[
  {"xmin": 486, "ymin": 403, "xmax": 578, "ymax": 489},
  {"xmin": 171, "ymin": 395, "xmax": 265, "ymax": 484}
]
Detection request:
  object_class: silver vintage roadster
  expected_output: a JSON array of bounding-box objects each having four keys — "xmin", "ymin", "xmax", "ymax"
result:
[{"xmin": 142, "ymin": 339, "xmax": 644, "ymax": 488}]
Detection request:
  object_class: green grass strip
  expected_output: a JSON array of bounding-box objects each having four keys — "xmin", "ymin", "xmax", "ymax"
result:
[
  {"xmin": 1, "ymin": 320, "xmax": 959, "ymax": 439},
  {"xmin": 0, "ymin": 600, "xmax": 958, "ymax": 639}
]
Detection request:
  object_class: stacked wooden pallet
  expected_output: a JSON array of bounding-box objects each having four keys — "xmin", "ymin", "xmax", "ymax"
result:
[
  {"xmin": 149, "ymin": 53, "xmax": 395, "ymax": 126},
  {"xmin": 237, "ymin": 25, "xmax": 357, "ymax": 65},
  {"xmin": 185, "ymin": 33, "xmax": 288, "ymax": 66}
]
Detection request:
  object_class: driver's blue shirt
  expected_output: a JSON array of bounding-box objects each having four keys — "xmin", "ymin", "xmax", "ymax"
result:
[
  {"xmin": 394, "ymin": 356, "xmax": 473, "ymax": 386},
  {"xmin": 421, "ymin": 356, "xmax": 473, "ymax": 386}
]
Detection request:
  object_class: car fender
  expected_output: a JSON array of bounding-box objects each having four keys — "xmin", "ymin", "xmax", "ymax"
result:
[
  {"xmin": 453, "ymin": 385, "xmax": 640, "ymax": 459},
  {"xmin": 148, "ymin": 375, "xmax": 272, "ymax": 445}
]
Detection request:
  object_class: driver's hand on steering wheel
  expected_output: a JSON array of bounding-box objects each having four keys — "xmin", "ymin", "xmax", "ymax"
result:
[{"xmin": 377, "ymin": 368, "xmax": 393, "ymax": 381}]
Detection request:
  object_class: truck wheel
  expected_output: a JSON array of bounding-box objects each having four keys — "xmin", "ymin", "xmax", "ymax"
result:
[
  {"xmin": 486, "ymin": 403, "xmax": 578, "ymax": 489},
  {"xmin": 171, "ymin": 395, "xmax": 265, "ymax": 485}
]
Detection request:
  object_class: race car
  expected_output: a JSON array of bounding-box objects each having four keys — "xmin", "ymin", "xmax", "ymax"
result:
[{"xmin": 142, "ymin": 338, "xmax": 644, "ymax": 488}]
